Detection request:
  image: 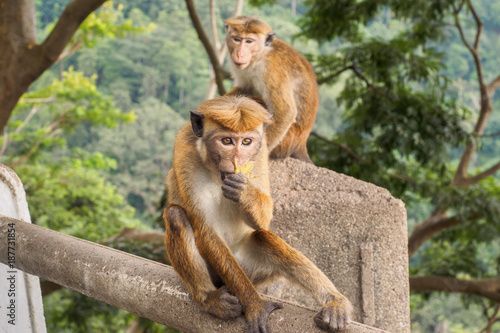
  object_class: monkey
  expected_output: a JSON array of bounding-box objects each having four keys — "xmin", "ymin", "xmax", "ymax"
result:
[
  {"xmin": 224, "ymin": 16, "xmax": 319, "ymax": 164},
  {"xmin": 163, "ymin": 95, "xmax": 352, "ymax": 333}
]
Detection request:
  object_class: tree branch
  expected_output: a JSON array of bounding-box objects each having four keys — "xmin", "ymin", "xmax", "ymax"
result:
[
  {"xmin": 487, "ymin": 74, "xmax": 500, "ymax": 97},
  {"xmin": 452, "ymin": 1, "xmax": 492, "ymax": 187},
  {"xmin": 0, "ymin": 131, "xmax": 7, "ymax": 159},
  {"xmin": 317, "ymin": 64, "xmax": 372, "ymax": 89},
  {"xmin": 204, "ymin": 0, "xmax": 243, "ymax": 99},
  {"xmin": 467, "ymin": 0, "xmax": 483, "ymax": 51},
  {"xmin": 460, "ymin": 160, "xmax": 500, "ymax": 186},
  {"xmin": 11, "ymin": 117, "xmax": 64, "ymax": 168},
  {"xmin": 184, "ymin": 0, "xmax": 230, "ymax": 96},
  {"xmin": 482, "ymin": 130, "xmax": 500, "ymax": 138},
  {"xmin": 310, "ymin": 131, "xmax": 363, "ymax": 161},
  {"xmin": 209, "ymin": 0, "xmax": 221, "ymax": 51},
  {"xmin": 480, "ymin": 304, "xmax": 500, "ymax": 333},
  {"xmin": 317, "ymin": 65, "xmax": 355, "ymax": 85},
  {"xmin": 40, "ymin": 0, "xmax": 107, "ymax": 65},
  {"xmin": 408, "ymin": 214, "xmax": 462, "ymax": 258},
  {"xmin": 410, "ymin": 276, "xmax": 500, "ymax": 302}
]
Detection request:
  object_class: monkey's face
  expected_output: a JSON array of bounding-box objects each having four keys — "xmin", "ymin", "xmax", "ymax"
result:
[
  {"xmin": 205, "ymin": 129, "xmax": 262, "ymax": 182},
  {"xmin": 226, "ymin": 31, "xmax": 267, "ymax": 70}
]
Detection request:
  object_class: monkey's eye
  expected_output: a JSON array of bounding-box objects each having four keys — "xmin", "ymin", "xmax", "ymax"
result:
[
  {"xmin": 242, "ymin": 138, "xmax": 252, "ymax": 145},
  {"xmin": 221, "ymin": 137, "xmax": 233, "ymax": 145},
  {"xmin": 245, "ymin": 39, "xmax": 254, "ymax": 44},
  {"xmin": 233, "ymin": 37, "xmax": 242, "ymax": 43}
]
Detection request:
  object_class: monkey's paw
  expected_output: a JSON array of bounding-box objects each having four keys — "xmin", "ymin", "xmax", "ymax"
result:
[
  {"xmin": 204, "ymin": 286, "xmax": 242, "ymax": 320},
  {"xmin": 314, "ymin": 298, "xmax": 352, "ymax": 332},
  {"xmin": 246, "ymin": 299, "xmax": 283, "ymax": 333},
  {"xmin": 222, "ymin": 173, "xmax": 248, "ymax": 202}
]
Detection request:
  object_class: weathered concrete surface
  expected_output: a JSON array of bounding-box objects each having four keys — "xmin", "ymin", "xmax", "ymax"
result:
[
  {"xmin": 0, "ymin": 216, "xmax": 388, "ymax": 333},
  {"xmin": 0, "ymin": 164, "xmax": 47, "ymax": 332},
  {"xmin": 267, "ymin": 159, "xmax": 410, "ymax": 332}
]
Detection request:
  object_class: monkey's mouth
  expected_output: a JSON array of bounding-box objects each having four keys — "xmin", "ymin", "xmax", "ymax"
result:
[{"xmin": 234, "ymin": 62, "xmax": 248, "ymax": 69}]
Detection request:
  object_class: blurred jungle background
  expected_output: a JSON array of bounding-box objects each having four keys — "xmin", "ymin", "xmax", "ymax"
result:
[{"xmin": 0, "ymin": 0, "xmax": 499, "ymax": 332}]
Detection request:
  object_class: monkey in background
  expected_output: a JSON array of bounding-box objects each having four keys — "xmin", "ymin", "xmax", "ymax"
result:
[
  {"xmin": 163, "ymin": 95, "xmax": 352, "ymax": 333},
  {"xmin": 224, "ymin": 16, "xmax": 319, "ymax": 164}
]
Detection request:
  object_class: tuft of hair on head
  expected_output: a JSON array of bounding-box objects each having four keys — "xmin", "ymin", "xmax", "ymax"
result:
[
  {"xmin": 224, "ymin": 16, "xmax": 272, "ymax": 35},
  {"xmin": 197, "ymin": 95, "xmax": 271, "ymax": 133}
]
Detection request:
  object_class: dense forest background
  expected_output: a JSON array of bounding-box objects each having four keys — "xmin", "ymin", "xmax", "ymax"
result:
[{"xmin": 1, "ymin": 0, "xmax": 499, "ymax": 332}]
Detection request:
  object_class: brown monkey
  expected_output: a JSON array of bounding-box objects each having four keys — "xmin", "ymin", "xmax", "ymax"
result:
[
  {"xmin": 224, "ymin": 16, "xmax": 319, "ymax": 163},
  {"xmin": 163, "ymin": 95, "xmax": 352, "ymax": 333}
]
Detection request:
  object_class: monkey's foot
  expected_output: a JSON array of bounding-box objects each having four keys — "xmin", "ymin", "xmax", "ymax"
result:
[
  {"xmin": 314, "ymin": 297, "xmax": 352, "ymax": 332},
  {"xmin": 203, "ymin": 286, "xmax": 242, "ymax": 320},
  {"xmin": 246, "ymin": 299, "xmax": 283, "ymax": 333}
]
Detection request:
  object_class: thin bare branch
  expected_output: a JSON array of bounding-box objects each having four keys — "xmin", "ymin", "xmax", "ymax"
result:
[
  {"xmin": 185, "ymin": 0, "xmax": 229, "ymax": 96},
  {"xmin": 317, "ymin": 65, "xmax": 354, "ymax": 85},
  {"xmin": 310, "ymin": 131, "xmax": 363, "ymax": 161},
  {"xmin": 204, "ymin": 0, "xmax": 243, "ymax": 99},
  {"xmin": 410, "ymin": 276, "xmax": 500, "ymax": 302},
  {"xmin": 481, "ymin": 130, "xmax": 500, "ymax": 138},
  {"xmin": 15, "ymin": 105, "xmax": 42, "ymax": 135},
  {"xmin": 57, "ymin": 39, "xmax": 84, "ymax": 62},
  {"xmin": 11, "ymin": 118, "xmax": 64, "ymax": 168},
  {"xmin": 21, "ymin": 97, "xmax": 55, "ymax": 104},
  {"xmin": 209, "ymin": 0, "xmax": 220, "ymax": 51},
  {"xmin": 351, "ymin": 65, "xmax": 373, "ymax": 89},
  {"xmin": 452, "ymin": 1, "xmax": 492, "ymax": 187},
  {"xmin": 467, "ymin": 0, "xmax": 483, "ymax": 50},
  {"xmin": 0, "ymin": 131, "xmax": 7, "ymax": 159},
  {"xmin": 487, "ymin": 74, "xmax": 500, "ymax": 96}
]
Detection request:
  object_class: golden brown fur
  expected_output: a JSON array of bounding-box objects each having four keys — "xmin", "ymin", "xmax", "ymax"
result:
[
  {"xmin": 163, "ymin": 95, "xmax": 351, "ymax": 333},
  {"xmin": 225, "ymin": 16, "xmax": 319, "ymax": 163}
]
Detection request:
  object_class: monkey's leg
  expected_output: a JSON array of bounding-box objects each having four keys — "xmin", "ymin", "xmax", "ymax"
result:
[
  {"xmin": 270, "ymin": 124, "xmax": 313, "ymax": 163},
  {"xmin": 190, "ymin": 222, "xmax": 282, "ymax": 333},
  {"xmin": 248, "ymin": 230, "xmax": 352, "ymax": 331},
  {"xmin": 163, "ymin": 205, "xmax": 242, "ymax": 319}
]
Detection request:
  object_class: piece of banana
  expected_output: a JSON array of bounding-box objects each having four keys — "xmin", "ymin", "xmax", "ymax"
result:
[{"xmin": 234, "ymin": 158, "xmax": 254, "ymax": 176}]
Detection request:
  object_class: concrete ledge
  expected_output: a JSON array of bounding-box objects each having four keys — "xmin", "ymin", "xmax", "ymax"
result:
[{"xmin": 0, "ymin": 216, "xmax": 388, "ymax": 332}]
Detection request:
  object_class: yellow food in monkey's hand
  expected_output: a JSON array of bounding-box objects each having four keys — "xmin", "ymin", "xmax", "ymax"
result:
[{"xmin": 234, "ymin": 158, "xmax": 254, "ymax": 176}]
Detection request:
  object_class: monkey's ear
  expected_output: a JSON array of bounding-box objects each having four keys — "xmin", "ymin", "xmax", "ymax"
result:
[
  {"xmin": 265, "ymin": 32, "xmax": 276, "ymax": 46},
  {"xmin": 190, "ymin": 111, "xmax": 204, "ymax": 137},
  {"xmin": 224, "ymin": 23, "xmax": 229, "ymax": 31}
]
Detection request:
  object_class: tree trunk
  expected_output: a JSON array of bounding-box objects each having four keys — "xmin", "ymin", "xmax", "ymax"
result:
[{"xmin": 0, "ymin": 0, "xmax": 107, "ymax": 134}]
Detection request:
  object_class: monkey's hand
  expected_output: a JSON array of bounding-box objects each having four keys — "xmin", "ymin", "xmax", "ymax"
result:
[
  {"xmin": 245, "ymin": 299, "xmax": 283, "ymax": 333},
  {"xmin": 222, "ymin": 173, "xmax": 248, "ymax": 202},
  {"xmin": 203, "ymin": 286, "xmax": 242, "ymax": 320},
  {"xmin": 314, "ymin": 296, "xmax": 352, "ymax": 332}
]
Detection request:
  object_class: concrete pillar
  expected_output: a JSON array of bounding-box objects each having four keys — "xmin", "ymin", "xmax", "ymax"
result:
[{"xmin": 0, "ymin": 164, "xmax": 46, "ymax": 332}]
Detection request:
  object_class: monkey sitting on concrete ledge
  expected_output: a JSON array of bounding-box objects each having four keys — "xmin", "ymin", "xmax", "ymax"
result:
[{"xmin": 163, "ymin": 95, "xmax": 352, "ymax": 333}]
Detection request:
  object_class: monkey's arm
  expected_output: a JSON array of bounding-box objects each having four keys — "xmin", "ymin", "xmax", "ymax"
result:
[{"xmin": 222, "ymin": 173, "xmax": 273, "ymax": 230}]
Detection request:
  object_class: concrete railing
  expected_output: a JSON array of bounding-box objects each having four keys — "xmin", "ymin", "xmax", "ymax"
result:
[{"xmin": 0, "ymin": 216, "xmax": 388, "ymax": 333}]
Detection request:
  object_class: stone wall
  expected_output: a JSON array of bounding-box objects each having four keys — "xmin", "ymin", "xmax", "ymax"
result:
[{"xmin": 267, "ymin": 158, "xmax": 410, "ymax": 332}]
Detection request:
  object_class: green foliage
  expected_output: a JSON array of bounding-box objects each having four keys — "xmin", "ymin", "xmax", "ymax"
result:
[
  {"xmin": 42, "ymin": 2, "xmax": 155, "ymax": 51},
  {"xmin": 86, "ymin": 97, "xmax": 185, "ymax": 219},
  {"xmin": 16, "ymin": 153, "xmax": 140, "ymax": 241},
  {"xmin": 1, "ymin": 69, "xmax": 141, "ymax": 241},
  {"xmin": 2, "ymin": 68, "xmax": 135, "ymax": 166},
  {"xmin": 44, "ymin": 289, "xmax": 135, "ymax": 332},
  {"xmin": 21, "ymin": 0, "xmax": 500, "ymax": 331},
  {"xmin": 300, "ymin": 0, "xmax": 500, "ymax": 328},
  {"xmin": 298, "ymin": 0, "xmax": 458, "ymax": 44}
]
